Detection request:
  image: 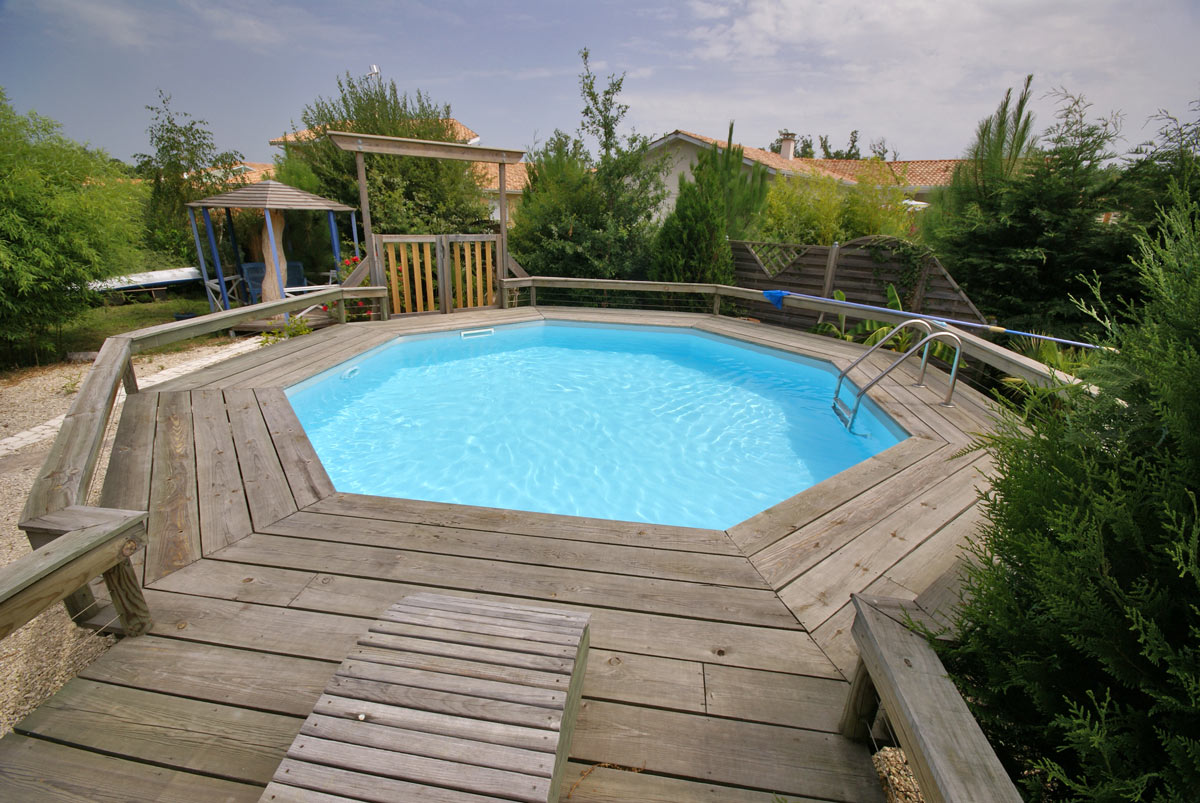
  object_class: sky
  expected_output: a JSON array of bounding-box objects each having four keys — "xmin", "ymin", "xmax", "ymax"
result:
[{"xmin": 2, "ymin": 0, "xmax": 1198, "ymax": 166}]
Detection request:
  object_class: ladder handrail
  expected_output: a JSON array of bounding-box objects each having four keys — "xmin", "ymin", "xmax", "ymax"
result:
[
  {"xmin": 834, "ymin": 328, "xmax": 964, "ymax": 429},
  {"xmin": 833, "ymin": 319, "xmax": 933, "ymax": 401}
]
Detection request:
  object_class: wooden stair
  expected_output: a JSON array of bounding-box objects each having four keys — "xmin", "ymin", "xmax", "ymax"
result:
[{"xmin": 261, "ymin": 592, "xmax": 591, "ymax": 803}]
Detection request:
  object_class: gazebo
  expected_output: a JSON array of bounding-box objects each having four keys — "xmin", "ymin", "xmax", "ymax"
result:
[{"xmin": 186, "ymin": 180, "xmax": 357, "ymax": 311}]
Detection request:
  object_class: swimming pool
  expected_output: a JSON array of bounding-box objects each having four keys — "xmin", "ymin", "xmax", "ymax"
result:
[{"xmin": 286, "ymin": 321, "xmax": 907, "ymax": 529}]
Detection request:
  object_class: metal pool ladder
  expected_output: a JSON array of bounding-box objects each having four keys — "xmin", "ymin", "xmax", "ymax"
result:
[{"xmin": 833, "ymin": 319, "xmax": 964, "ymax": 429}]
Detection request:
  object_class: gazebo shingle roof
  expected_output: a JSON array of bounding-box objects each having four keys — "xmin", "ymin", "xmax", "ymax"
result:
[{"xmin": 185, "ymin": 180, "xmax": 354, "ymax": 211}]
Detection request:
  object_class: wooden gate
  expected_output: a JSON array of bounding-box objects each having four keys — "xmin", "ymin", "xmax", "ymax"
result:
[{"xmin": 375, "ymin": 234, "xmax": 497, "ymax": 315}]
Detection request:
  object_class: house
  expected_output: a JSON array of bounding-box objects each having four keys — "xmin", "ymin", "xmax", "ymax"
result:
[
  {"xmin": 646, "ymin": 129, "xmax": 961, "ymax": 215},
  {"xmin": 268, "ymin": 119, "xmax": 529, "ymax": 224}
]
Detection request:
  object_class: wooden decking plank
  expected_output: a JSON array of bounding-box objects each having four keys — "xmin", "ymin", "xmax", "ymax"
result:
[
  {"xmin": 264, "ymin": 511, "xmax": 766, "ymax": 588},
  {"xmin": 881, "ymin": 499, "xmax": 985, "ymax": 597},
  {"xmin": 811, "ymin": 598, "xmax": 867, "ymax": 680},
  {"xmin": 14, "ymin": 678, "xmax": 299, "ymax": 785},
  {"xmin": 570, "ymin": 700, "xmax": 884, "ymax": 802},
  {"xmin": 314, "ymin": 694, "xmax": 559, "ymax": 754},
  {"xmin": 750, "ymin": 443, "xmax": 974, "ymax": 588},
  {"xmin": 585, "ymin": 649, "xmax": 706, "ymax": 713},
  {"xmin": 727, "ymin": 434, "xmax": 944, "ymax": 556},
  {"xmin": 269, "ymin": 758, "xmax": 502, "ymax": 803},
  {"xmin": 400, "ymin": 592, "xmax": 591, "ymax": 626},
  {"xmin": 152, "ymin": 326, "xmax": 350, "ymax": 392},
  {"xmin": 0, "ymin": 732, "xmax": 263, "ymax": 802},
  {"xmin": 304, "ymin": 493, "xmax": 742, "ymax": 555},
  {"xmin": 225, "ymin": 387, "xmax": 297, "ymax": 529},
  {"xmin": 368, "ymin": 619, "xmax": 581, "ymax": 659},
  {"xmin": 350, "ymin": 646, "xmax": 573, "ymax": 692},
  {"xmin": 148, "ymin": 557, "xmax": 315, "ymax": 606},
  {"xmin": 703, "ymin": 665, "xmax": 847, "ymax": 732},
  {"xmin": 212, "ymin": 533, "xmax": 800, "ymax": 628},
  {"xmin": 779, "ymin": 455, "xmax": 990, "ymax": 631},
  {"xmin": 142, "ymin": 589, "xmax": 366, "ymax": 661},
  {"xmin": 377, "ymin": 607, "xmax": 584, "ymax": 645},
  {"xmin": 284, "ymin": 734, "xmax": 553, "ymax": 803},
  {"xmin": 301, "ymin": 714, "xmax": 555, "ymax": 778},
  {"xmin": 290, "ymin": 571, "xmax": 840, "ymax": 677},
  {"xmin": 191, "ymin": 388, "xmax": 253, "ymax": 554},
  {"xmin": 561, "ymin": 761, "xmax": 827, "ymax": 803},
  {"xmin": 78, "ymin": 635, "xmax": 335, "ymax": 717},
  {"xmin": 338, "ymin": 658, "xmax": 567, "ymax": 709},
  {"xmin": 98, "ymin": 390, "xmax": 158, "ymax": 512},
  {"xmin": 255, "ymin": 388, "xmax": 335, "ymax": 508},
  {"xmin": 144, "ymin": 391, "xmax": 201, "ymax": 585},
  {"xmin": 388, "ymin": 600, "xmax": 587, "ymax": 636},
  {"xmin": 358, "ymin": 631, "xmax": 574, "ymax": 675},
  {"xmin": 260, "ymin": 783, "xmax": 359, "ymax": 803},
  {"xmin": 238, "ymin": 328, "xmax": 399, "ymax": 389}
]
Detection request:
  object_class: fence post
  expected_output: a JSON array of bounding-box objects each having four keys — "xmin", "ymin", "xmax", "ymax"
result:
[
  {"xmin": 436, "ymin": 236, "xmax": 450, "ymax": 314},
  {"xmin": 816, "ymin": 241, "xmax": 841, "ymax": 325}
]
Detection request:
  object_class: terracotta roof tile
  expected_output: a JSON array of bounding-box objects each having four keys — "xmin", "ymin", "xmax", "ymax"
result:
[
  {"xmin": 473, "ymin": 161, "xmax": 530, "ymax": 193},
  {"xmin": 664, "ymin": 130, "xmax": 962, "ymax": 187}
]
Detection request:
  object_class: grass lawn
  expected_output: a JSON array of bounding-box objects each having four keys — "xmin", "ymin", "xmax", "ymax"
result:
[{"xmin": 57, "ymin": 294, "xmax": 227, "ymax": 356}]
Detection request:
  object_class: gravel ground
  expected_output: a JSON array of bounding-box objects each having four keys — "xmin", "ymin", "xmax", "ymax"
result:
[{"xmin": 0, "ymin": 337, "xmax": 257, "ymax": 737}]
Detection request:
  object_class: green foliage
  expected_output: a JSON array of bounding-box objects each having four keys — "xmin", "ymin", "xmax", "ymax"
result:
[
  {"xmin": 1120, "ymin": 100, "xmax": 1200, "ymax": 235},
  {"xmin": 650, "ymin": 142, "xmax": 733, "ymax": 285},
  {"xmin": 0, "ymin": 88, "xmax": 146, "ymax": 364},
  {"xmin": 134, "ymin": 90, "xmax": 244, "ymax": 262},
  {"xmin": 922, "ymin": 78, "xmax": 1139, "ymax": 337},
  {"xmin": 939, "ymin": 194, "xmax": 1200, "ymax": 801},
  {"xmin": 755, "ymin": 159, "xmax": 913, "ymax": 246},
  {"xmin": 710, "ymin": 122, "xmax": 769, "ymax": 239},
  {"xmin": 282, "ymin": 73, "xmax": 489, "ymax": 235},
  {"xmin": 259, "ymin": 315, "xmax": 313, "ymax": 345},
  {"xmin": 509, "ymin": 50, "xmax": 667, "ymax": 280},
  {"xmin": 819, "ymin": 130, "xmax": 861, "ymax": 160}
]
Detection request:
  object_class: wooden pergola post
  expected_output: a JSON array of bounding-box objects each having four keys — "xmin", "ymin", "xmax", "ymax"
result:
[{"xmin": 328, "ymin": 132, "xmax": 524, "ymax": 310}]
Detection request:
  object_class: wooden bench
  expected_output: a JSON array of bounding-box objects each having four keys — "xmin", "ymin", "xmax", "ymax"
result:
[
  {"xmin": 841, "ymin": 593, "xmax": 1020, "ymax": 803},
  {"xmin": 261, "ymin": 592, "xmax": 590, "ymax": 803}
]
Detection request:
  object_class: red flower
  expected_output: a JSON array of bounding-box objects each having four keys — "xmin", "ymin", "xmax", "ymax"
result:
[{"xmin": 321, "ymin": 304, "xmax": 328, "ymax": 311}]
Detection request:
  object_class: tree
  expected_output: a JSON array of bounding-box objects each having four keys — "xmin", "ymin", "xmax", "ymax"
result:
[
  {"xmin": 922, "ymin": 77, "xmax": 1138, "ymax": 336},
  {"xmin": 767, "ymin": 131, "xmax": 815, "ymax": 158},
  {"xmin": 819, "ymin": 131, "xmax": 861, "ymax": 160},
  {"xmin": 708, "ymin": 122, "xmax": 769, "ymax": 239},
  {"xmin": 650, "ymin": 140, "xmax": 734, "ymax": 285},
  {"xmin": 509, "ymin": 50, "xmax": 667, "ymax": 279},
  {"xmin": 939, "ymin": 193, "xmax": 1200, "ymax": 800},
  {"xmin": 1120, "ymin": 100, "xmax": 1200, "ymax": 234},
  {"xmin": 134, "ymin": 90, "xmax": 244, "ymax": 262},
  {"xmin": 282, "ymin": 73, "xmax": 489, "ymax": 235},
  {"xmin": 0, "ymin": 88, "xmax": 146, "ymax": 363}
]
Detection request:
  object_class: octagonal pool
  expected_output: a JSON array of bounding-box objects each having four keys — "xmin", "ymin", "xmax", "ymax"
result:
[{"xmin": 286, "ymin": 321, "xmax": 907, "ymax": 529}]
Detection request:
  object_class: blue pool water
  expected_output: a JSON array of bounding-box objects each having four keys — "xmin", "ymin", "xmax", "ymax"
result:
[{"xmin": 286, "ymin": 321, "xmax": 907, "ymax": 530}]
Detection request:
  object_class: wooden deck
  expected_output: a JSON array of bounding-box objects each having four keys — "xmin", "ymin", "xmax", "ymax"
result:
[{"xmin": 0, "ymin": 308, "xmax": 997, "ymax": 802}]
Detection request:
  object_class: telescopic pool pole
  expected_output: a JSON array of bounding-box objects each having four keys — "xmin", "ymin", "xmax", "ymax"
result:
[{"xmin": 762, "ymin": 290, "xmax": 1100, "ymax": 350}]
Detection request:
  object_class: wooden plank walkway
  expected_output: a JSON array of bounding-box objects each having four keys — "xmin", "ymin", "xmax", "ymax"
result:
[{"xmin": 1, "ymin": 308, "xmax": 999, "ymax": 802}]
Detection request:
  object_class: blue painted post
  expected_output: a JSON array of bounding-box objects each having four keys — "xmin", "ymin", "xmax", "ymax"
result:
[
  {"xmin": 188, "ymin": 209, "xmax": 216, "ymax": 312},
  {"xmin": 201, "ymin": 209, "xmax": 231, "ymax": 310},
  {"xmin": 327, "ymin": 210, "xmax": 341, "ymax": 282},
  {"xmin": 351, "ymin": 211, "xmax": 360, "ymax": 258},
  {"xmin": 263, "ymin": 208, "xmax": 288, "ymax": 322},
  {"xmin": 224, "ymin": 207, "xmax": 245, "ymax": 301}
]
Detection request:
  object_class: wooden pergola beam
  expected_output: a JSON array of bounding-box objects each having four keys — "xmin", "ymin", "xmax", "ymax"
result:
[
  {"xmin": 327, "ymin": 131, "xmax": 524, "ymax": 164},
  {"xmin": 327, "ymin": 131, "xmax": 525, "ymax": 301}
]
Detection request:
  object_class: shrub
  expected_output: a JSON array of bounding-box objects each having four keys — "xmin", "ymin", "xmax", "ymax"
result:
[{"xmin": 940, "ymin": 193, "xmax": 1200, "ymax": 801}]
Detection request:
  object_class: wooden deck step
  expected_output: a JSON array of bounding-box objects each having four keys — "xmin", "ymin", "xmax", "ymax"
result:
[{"xmin": 264, "ymin": 592, "xmax": 590, "ymax": 803}]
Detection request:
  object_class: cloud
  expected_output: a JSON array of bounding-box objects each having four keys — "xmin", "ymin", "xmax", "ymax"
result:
[{"xmin": 13, "ymin": 0, "xmax": 159, "ymax": 49}]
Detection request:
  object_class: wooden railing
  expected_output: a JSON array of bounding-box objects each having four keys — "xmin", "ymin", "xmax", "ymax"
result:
[
  {"xmin": 506, "ymin": 275, "xmax": 1068, "ymax": 388},
  {"xmin": 8, "ymin": 286, "xmax": 386, "ymax": 641},
  {"xmin": 376, "ymin": 234, "xmax": 499, "ymax": 315}
]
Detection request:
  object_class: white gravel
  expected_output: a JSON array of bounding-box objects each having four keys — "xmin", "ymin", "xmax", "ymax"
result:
[{"xmin": 0, "ymin": 336, "xmax": 263, "ymax": 736}]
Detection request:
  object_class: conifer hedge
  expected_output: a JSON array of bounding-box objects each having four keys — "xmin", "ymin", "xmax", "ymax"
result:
[{"xmin": 942, "ymin": 194, "xmax": 1200, "ymax": 800}]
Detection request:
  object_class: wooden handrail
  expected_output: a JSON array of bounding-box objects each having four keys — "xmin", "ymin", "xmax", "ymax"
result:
[
  {"xmin": 842, "ymin": 594, "xmax": 1021, "ymax": 803},
  {"xmin": 0, "ymin": 509, "xmax": 149, "ymax": 640},
  {"xmin": 507, "ymin": 275, "xmax": 1066, "ymax": 388}
]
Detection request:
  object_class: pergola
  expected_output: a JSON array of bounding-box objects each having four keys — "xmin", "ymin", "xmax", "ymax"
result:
[
  {"xmin": 325, "ymin": 131, "xmax": 525, "ymax": 290},
  {"xmin": 186, "ymin": 180, "xmax": 356, "ymax": 311}
]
